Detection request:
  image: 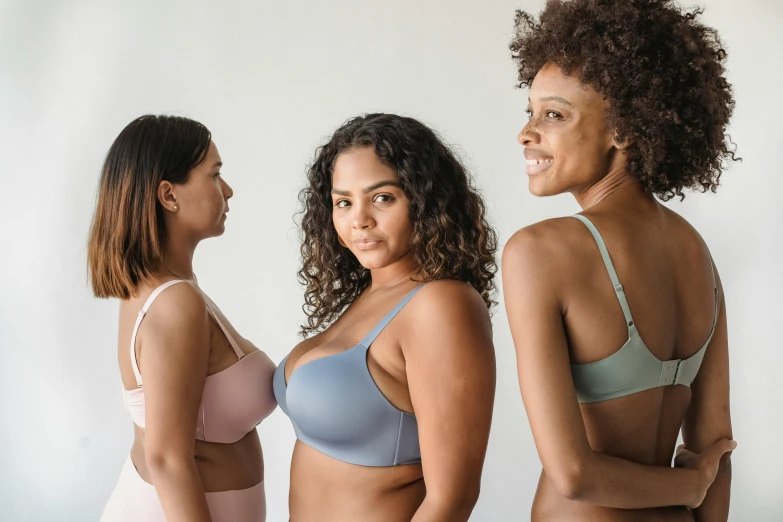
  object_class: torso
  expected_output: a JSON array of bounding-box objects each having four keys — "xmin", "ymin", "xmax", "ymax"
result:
[
  {"xmin": 283, "ymin": 281, "xmax": 426, "ymax": 522},
  {"xmin": 532, "ymin": 202, "xmax": 715, "ymax": 521},
  {"xmin": 118, "ymin": 279, "xmax": 266, "ymax": 492}
]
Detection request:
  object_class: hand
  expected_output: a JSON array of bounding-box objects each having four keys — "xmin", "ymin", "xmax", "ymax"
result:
[{"xmin": 674, "ymin": 438, "xmax": 736, "ymax": 509}]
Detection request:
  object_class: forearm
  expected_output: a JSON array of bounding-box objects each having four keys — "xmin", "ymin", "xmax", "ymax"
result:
[
  {"xmin": 148, "ymin": 454, "xmax": 212, "ymax": 522},
  {"xmin": 566, "ymin": 451, "xmax": 702, "ymax": 509},
  {"xmin": 693, "ymin": 458, "xmax": 731, "ymax": 521}
]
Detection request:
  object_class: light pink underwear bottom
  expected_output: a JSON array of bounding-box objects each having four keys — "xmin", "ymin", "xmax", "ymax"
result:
[{"xmin": 101, "ymin": 456, "xmax": 266, "ymax": 521}]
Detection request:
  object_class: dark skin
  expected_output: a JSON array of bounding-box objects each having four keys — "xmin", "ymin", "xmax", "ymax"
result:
[
  {"xmin": 503, "ymin": 64, "xmax": 734, "ymax": 521},
  {"xmin": 282, "ymin": 147, "xmax": 496, "ymax": 522}
]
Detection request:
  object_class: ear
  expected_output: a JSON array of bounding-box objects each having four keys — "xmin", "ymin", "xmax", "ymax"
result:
[
  {"xmin": 612, "ymin": 133, "xmax": 632, "ymax": 150},
  {"xmin": 158, "ymin": 180, "xmax": 179, "ymax": 212}
]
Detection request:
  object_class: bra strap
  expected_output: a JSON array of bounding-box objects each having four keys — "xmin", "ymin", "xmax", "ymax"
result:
[
  {"xmin": 130, "ymin": 280, "xmax": 188, "ymax": 386},
  {"xmin": 205, "ymin": 303, "xmax": 245, "ymax": 359},
  {"xmin": 571, "ymin": 215, "xmax": 635, "ymax": 327},
  {"xmin": 359, "ymin": 284, "xmax": 427, "ymax": 348}
]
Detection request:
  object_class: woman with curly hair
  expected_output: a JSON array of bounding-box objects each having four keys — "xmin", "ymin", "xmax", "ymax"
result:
[
  {"xmin": 273, "ymin": 113, "xmax": 497, "ymax": 521},
  {"xmin": 502, "ymin": 1, "xmax": 737, "ymax": 520}
]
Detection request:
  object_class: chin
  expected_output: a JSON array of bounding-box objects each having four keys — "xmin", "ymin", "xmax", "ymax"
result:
[
  {"xmin": 352, "ymin": 251, "xmax": 391, "ymax": 271},
  {"xmin": 527, "ymin": 176, "xmax": 566, "ymax": 198}
]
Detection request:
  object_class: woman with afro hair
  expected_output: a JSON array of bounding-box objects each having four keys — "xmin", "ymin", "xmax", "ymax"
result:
[
  {"xmin": 502, "ymin": 0, "xmax": 738, "ymax": 520},
  {"xmin": 273, "ymin": 113, "xmax": 497, "ymax": 521}
]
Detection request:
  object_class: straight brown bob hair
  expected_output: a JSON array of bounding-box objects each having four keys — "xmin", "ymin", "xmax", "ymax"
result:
[{"xmin": 88, "ymin": 115, "xmax": 211, "ymax": 299}]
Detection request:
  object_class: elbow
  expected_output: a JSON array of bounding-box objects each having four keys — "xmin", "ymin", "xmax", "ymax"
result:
[
  {"xmin": 144, "ymin": 445, "xmax": 194, "ymax": 476},
  {"xmin": 425, "ymin": 481, "xmax": 482, "ymax": 520},
  {"xmin": 548, "ymin": 460, "xmax": 589, "ymax": 501},
  {"xmin": 460, "ymin": 481, "xmax": 482, "ymax": 512}
]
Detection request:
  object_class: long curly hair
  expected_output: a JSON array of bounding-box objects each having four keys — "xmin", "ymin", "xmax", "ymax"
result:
[
  {"xmin": 297, "ymin": 113, "xmax": 498, "ymax": 337},
  {"xmin": 510, "ymin": 0, "xmax": 739, "ymax": 201}
]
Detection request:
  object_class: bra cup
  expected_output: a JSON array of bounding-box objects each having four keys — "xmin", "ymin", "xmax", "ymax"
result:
[
  {"xmin": 124, "ymin": 351, "xmax": 277, "ymax": 443},
  {"xmin": 286, "ymin": 346, "xmax": 403, "ymax": 466},
  {"xmin": 275, "ymin": 285, "xmax": 427, "ymax": 467}
]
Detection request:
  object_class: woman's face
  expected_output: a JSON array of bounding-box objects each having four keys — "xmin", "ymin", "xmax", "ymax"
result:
[
  {"xmin": 169, "ymin": 140, "xmax": 233, "ymax": 239},
  {"xmin": 518, "ymin": 63, "xmax": 622, "ymax": 197},
  {"xmin": 330, "ymin": 147, "xmax": 413, "ymax": 270}
]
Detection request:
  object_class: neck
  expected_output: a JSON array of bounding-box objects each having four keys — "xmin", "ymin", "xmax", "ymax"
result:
[
  {"xmin": 368, "ymin": 251, "xmax": 417, "ymax": 290},
  {"xmin": 160, "ymin": 232, "xmax": 198, "ymax": 281},
  {"xmin": 572, "ymin": 155, "xmax": 654, "ymax": 210}
]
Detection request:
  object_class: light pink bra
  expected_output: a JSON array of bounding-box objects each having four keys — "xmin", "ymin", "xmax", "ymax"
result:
[{"xmin": 122, "ymin": 280, "xmax": 277, "ymax": 443}]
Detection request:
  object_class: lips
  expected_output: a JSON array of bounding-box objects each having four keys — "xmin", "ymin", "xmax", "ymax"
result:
[
  {"xmin": 526, "ymin": 158, "xmax": 553, "ymax": 175},
  {"xmin": 354, "ymin": 238, "xmax": 382, "ymax": 250},
  {"xmin": 524, "ymin": 149, "xmax": 554, "ymax": 176}
]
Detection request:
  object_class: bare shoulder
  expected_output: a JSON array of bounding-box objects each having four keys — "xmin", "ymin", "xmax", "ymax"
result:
[
  {"xmin": 141, "ymin": 281, "xmax": 209, "ymax": 333},
  {"xmin": 660, "ymin": 206, "xmax": 719, "ymax": 280},
  {"xmin": 503, "ymin": 217, "xmax": 588, "ymax": 278},
  {"xmin": 403, "ymin": 279, "xmax": 492, "ymax": 345},
  {"xmin": 409, "ymin": 279, "xmax": 489, "ymax": 320}
]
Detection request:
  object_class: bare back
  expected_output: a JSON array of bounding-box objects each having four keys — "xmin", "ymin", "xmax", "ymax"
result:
[{"xmin": 532, "ymin": 203, "xmax": 723, "ymax": 520}]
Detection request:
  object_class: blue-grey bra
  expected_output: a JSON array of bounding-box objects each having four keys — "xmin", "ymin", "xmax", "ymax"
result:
[
  {"xmin": 273, "ymin": 285, "xmax": 424, "ymax": 467},
  {"xmin": 570, "ymin": 215, "xmax": 719, "ymax": 403}
]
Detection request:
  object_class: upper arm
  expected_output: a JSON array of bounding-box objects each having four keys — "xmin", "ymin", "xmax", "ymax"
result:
[
  {"xmin": 682, "ymin": 265, "xmax": 732, "ymax": 449},
  {"xmin": 501, "ymin": 227, "xmax": 595, "ymax": 495},
  {"xmin": 403, "ymin": 281, "xmax": 496, "ymax": 501},
  {"xmin": 138, "ymin": 283, "xmax": 211, "ymax": 459}
]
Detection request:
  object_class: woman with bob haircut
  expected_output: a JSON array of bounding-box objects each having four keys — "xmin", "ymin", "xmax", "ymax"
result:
[
  {"xmin": 502, "ymin": 1, "xmax": 738, "ymax": 520},
  {"xmin": 273, "ymin": 113, "xmax": 498, "ymax": 522},
  {"xmin": 90, "ymin": 115, "xmax": 277, "ymax": 522}
]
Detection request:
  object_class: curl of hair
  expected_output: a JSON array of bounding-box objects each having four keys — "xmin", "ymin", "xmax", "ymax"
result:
[
  {"xmin": 297, "ymin": 113, "xmax": 498, "ymax": 337},
  {"xmin": 510, "ymin": 0, "xmax": 739, "ymax": 201}
]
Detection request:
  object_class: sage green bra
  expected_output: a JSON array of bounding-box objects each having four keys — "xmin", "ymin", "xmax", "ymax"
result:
[{"xmin": 570, "ymin": 215, "xmax": 719, "ymax": 404}]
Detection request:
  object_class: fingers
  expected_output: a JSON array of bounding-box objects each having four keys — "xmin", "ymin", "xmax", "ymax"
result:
[
  {"xmin": 675, "ymin": 444, "xmax": 694, "ymax": 458},
  {"xmin": 709, "ymin": 438, "xmax": 737, "ymax": 457}
]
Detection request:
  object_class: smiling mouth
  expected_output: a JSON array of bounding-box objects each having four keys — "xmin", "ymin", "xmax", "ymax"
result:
[{"xmin": 526, "ymin": 158, "xmax": 553, "ymax": 175}]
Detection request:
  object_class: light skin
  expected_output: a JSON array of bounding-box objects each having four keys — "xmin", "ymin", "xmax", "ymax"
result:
[
  {"xmin": 282, "ymin": 146, "xmax": 496, "ymax": 522},
  {"xmin": 503, "ymin": 63, "xmax": 734, "ymax": 521},
  {"xmin": 118, "ymin": 141, "xmax": 273, "ymax": 521}
]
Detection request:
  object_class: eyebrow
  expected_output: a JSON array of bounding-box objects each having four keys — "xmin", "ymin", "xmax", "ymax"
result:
[
  {"xmin": 213, "ymin": 161, "xmax": 223, "ymax": 168},
  {"xmin": 528, "ymin": 95, "xmax": 573, "ymax": 107},
  {"xmin": 331, "ymin": 180, "xmax": 402, "ymax": 196}
]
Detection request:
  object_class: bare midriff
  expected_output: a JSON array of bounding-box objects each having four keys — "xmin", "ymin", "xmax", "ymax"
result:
[
  {"xmin": 130, "ymin": 424, "xmax": 263, "ymax": 492},
  {"xmin": 289, "ymin": 441, "xmax": 426, "ymax": 522}
]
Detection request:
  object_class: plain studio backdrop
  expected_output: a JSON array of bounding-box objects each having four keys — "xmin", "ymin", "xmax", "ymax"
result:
[{"xmin": 1, "ymin": 0, "xmax": 781, "ymax": 520}]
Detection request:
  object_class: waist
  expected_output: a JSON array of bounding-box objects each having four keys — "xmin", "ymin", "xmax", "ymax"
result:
[
  {"xmin": 533, "ymin": 471, "xmax": 693, "ymax": 522},
  {"xmin": 290, "ymin": 442, "xmax": 425, "ymax": 522},
  {"xmin": 131, "ymin": 425, "xmax": 264, "ymax": 491}
]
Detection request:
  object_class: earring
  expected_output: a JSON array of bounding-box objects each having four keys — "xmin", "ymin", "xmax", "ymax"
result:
[{"xmin": 173, "ymin": 205, "xmax": 178, "ymax": 211}]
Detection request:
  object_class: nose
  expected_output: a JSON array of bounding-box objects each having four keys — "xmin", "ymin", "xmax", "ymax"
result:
[
  {"xmin": 221, "ymin": 177, "xmax": 233, "ymax": 200},
  {"xmin": 351, "ymin": 200, "xmax": 375, "ymax": 230},
  {"xmin": 517, "ymin": 120, "xmax": 540, "ymax": 146}
]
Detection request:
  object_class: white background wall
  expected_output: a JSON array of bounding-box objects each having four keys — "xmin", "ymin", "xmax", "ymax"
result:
[{"xmin": 1, "ymin": 0, "xmax": 780, "ymax": 520}]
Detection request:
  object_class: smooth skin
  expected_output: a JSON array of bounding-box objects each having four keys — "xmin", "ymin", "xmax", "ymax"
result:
[
  {"xmin": 503, "ymin": 64, "xmax": 734, "ymax": 521},
  {"xmin": 118, "ymin": 142, "xmax": 273, "ymax": 521},
  {"xmin": 282, "ymin": 147, "xmax": 496, "ymax": 522}
]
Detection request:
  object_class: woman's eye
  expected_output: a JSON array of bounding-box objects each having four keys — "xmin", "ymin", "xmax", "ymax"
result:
[
  {"xmin": 545, "ymin": 111, "xmax": 561, "ymax": 119},
  {"xmin": 335, "ymin": 199, "xmax": 350, "ymax": 208},
  {"xmin": 374, "ymin": 194, "xmax": 393, "ymax": 204},
  {"xmin": 525, "ymin": 109, "xmax": 534, "ymax": 118},
  {"xmin": 214, "ymin": 172, "xmax": 222, "ymax": 178}
]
